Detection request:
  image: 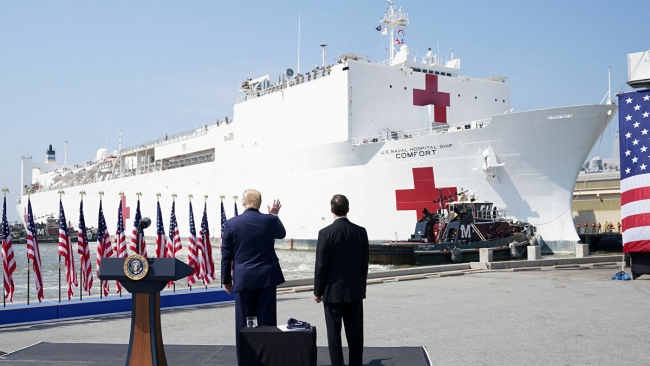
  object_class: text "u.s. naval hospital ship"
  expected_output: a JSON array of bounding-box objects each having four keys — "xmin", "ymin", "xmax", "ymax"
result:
[{"xmin": 18, "ymin": 2, "xmax": 617, "ymax": 252}]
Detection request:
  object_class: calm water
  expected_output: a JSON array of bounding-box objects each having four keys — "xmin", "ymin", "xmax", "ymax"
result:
[{"xmin": 2, "ymin": 241, "xmax": 389, "ymax": 304}]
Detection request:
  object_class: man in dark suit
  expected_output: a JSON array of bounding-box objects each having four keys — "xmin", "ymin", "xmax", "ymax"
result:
[
  {"xmin": 314, "ymin": 194, "xmax": 369, "ymax": 366},
  {"xmin": 221, "ymin": 189, "xmax": 285, "ymax": 363}
]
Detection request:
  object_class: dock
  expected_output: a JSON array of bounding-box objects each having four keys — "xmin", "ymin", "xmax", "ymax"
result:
[{"xmin": 1, "ymin": 254, "xmax": 647, "ymax": 365}]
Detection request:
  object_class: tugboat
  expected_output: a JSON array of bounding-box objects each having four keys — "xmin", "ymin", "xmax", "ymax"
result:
[
  {"xmin": 370, "ymin": 194, "xmax": 534, "ymax": 265},
  {"xmin": 9, "ymin": 216, "xmax": 96, "ymax": 244}
]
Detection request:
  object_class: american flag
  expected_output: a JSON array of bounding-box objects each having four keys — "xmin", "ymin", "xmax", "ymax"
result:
[
  {"xmin": 114, "ymin": 200, "xmax": 127, "ymax": 293},
  {"xmin": 155, "ymin": 201, "xmax": 166, "ymax": 258},
  {"xmin": 620, "ymin": 89, "xmax": 650, "ymax": 253},
  {"xmin": 96, "ymin": 199, "xmax": 113, "ymax": 296},
  {"xmin": 77, "ymin": 199, "xmax": 93, "ymax": 295},
  {"xmin": 129, "ymin": 199, "xmax": 147, "ymax": 257},
  {"xmin": 2, "ymin": 196, "xmax": 16, "ymax": 302},
  {"xmin": 58, "ymin": 199, "xmax": 78, "ymax": 300},
  {"xmin": 234, "ymin": 200, "xmax": 239, "ymax": 217},
  {"xmin": 198, "ymin": 202, "xmax": 215, "ymax": 285},
  {"xmin": 26, "ymin": 199, "xmax": 44, "ymax": 302},
  {"xmin": 187, "ymin": 201, "xmax": 201, "ymax": 287},
  {"xmin": 167, "ymin": 201, "xmax": 181, "ymax": 258}
]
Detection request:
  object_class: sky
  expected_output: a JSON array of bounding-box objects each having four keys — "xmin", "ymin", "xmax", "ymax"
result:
[{"xmin": 0, "ymin": 0, "xmax": 647, "ymax": 221}]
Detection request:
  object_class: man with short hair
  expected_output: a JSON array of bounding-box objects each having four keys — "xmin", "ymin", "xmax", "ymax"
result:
[
  {"xmin": 314, "ymin": 194, "xmax": 369, "ymax": 366},
  {"xmin": 221, "ymin": 189, "xmax": 285, "ymax": 363}
]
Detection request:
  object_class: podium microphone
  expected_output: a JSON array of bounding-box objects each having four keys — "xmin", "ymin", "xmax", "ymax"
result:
[{"xmin": 138, "ymin": 217, "xmax": 151, "ymax": 230}]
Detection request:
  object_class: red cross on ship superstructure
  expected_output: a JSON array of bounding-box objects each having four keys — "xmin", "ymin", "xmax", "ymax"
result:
[
  {"xmin": 121, "ymin": 195, "xmax": 131, "ymax": 228},
  {"xmin": 413, "ymin": 74, "xmax": 450, "ymax": 123},
  {"xmin": 396, "ymin": 167, "xmax": 457, "ymax": 220}
]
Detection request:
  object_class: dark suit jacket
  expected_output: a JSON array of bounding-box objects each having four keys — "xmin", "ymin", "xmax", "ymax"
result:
[
  {"xmin": 221, "ymin": 208, "xmax": 286, "ymax": 292},
  {"xmin": 314, "ymin": 217, "xmax": 369, "ymax": 303}
]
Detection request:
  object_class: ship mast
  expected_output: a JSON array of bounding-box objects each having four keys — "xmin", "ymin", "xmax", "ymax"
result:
[{"xmin": 380, "ymin": 0, "xmax": 409, "ymax": 65}]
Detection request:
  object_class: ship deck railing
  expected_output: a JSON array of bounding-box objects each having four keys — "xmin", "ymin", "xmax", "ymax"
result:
[
  {"xmin": 120, "ymin": 123, "xmax": 218, "ymax": 156},
  {"xmin": 350, "ymin": 118, "xmax": 492, "ymax": 145},
  {"xmin": 235, "ymin": 67, "xmax": 334, "ymax": 103}
]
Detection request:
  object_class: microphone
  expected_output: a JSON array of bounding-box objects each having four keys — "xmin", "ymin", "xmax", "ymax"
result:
[{"xmin": 138, "ymin": 217, "xmax": 151, "ymax": 230}]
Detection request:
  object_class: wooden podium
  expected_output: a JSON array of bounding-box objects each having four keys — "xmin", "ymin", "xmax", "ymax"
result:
[{"xmin": 99, "ymin": 257, "xmax": 193, "ymax": 366}]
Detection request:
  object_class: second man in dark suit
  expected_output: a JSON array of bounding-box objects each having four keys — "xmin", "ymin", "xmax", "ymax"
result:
[{"xmin": 314, "ymin": 194, "xmax": 369, "ymax": 366}]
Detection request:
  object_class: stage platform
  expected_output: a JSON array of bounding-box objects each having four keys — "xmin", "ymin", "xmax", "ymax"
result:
[{"xmin": 0, "ymin": 342, "xmax": 431, "ymax": 366}]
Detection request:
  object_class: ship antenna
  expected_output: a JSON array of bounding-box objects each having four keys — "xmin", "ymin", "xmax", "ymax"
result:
[
  {"xmin": 608, "ymin": 66, "xmax": 612, "ymax": 105},
  {"xmin": 380, "ymin": 0, "xmax": 409, "ymax": 65},
  {"xmin": 297, "ymin": 14, "xmax": 301, "ymax": 75},
  {"xmin": 320, "ymin": 43, "xmax": 327, "ymax": 68}
]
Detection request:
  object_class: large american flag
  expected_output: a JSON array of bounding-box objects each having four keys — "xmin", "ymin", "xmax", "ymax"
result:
[
  {"xmin": 96, "ymin": 199, "xmax": 113, "ymax": 296},
  {"xmin": 129, "ymin": 199, "xmax": 147, "ymax": 257},
  {"xmin": 198, "ymin": 202, "xmax": 215, "ymax": 285},
  {"xmin": 26, "ymin": 199, "xmax": 44, "ymax": 302},
  {"xmin": 155, "ymin": 201, "xmax": 166, "ymax": 258},
  {"xmin": 167, "ymin": 201, "xmax": 181, "ymax": 259},
  {"xmin": 2, "ymin": 196, "xmax": 16, "ymax": 302},
  {"xmin": 58, "ymin": 199, "xmax": 78, "ymax": 300},
  {"xmin": 187, "ymin": 201, "xmax": 201, "ymax": 287},
  {"xmin": 77, "ymin": 199, "xmax": 93, "ymax": 295},
  {"xmin": 114, "ymin": 200, "xmax": 127, "ymax": 293},
  {"xmin": 620, "ymin": 89, "xmax": 650, "ymax": 253}
]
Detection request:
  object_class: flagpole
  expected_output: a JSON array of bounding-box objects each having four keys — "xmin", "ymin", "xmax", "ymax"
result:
[
  {"xmin": 58, "ymin": 190, "xmax": 64, "ymax": 303},
  {"xmin": 206, "ymin": 195, "xmax": 211, "ymax": 291},
  {"xmin": 26, "ymin": 189, "xmax": 30, "ymax": 306},
  {"xmin": 188, "ymin": 194, "xmax": 193, "ymax": 292},
  {"xmin": 80, "ymin": 191, "xmax": 85, "ymax": 301},
  {"xmin": 2, "ymin": 188, "xmax": 6, "ymax": 308},
  {"xmin": 172, "ymin": 193, "xmax": 177, "ymax": 293}
]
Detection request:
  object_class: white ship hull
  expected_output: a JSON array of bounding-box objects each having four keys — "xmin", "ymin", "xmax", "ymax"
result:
[{"xmin": 17, "ymin": 3, "xmax": 618, "ymax": 252}]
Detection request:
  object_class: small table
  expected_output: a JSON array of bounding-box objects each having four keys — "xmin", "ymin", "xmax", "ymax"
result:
[{"xmin": 239, "ymin": 326, "xmax": 317, "ymax": 366}]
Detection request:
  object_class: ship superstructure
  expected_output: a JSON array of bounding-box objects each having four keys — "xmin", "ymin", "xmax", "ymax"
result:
[{"xmin": 18, "ymin": 2, "xmax": 617, "ymax": 252}]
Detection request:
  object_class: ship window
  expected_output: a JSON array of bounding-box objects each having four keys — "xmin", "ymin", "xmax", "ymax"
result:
[
  {"xmin": 390, "ymin": 85, "xmax": 392, "ymax": 88},
  {"xmin": 458, "ymin": 94, "xmax": 461, "ymax": 97},
  {"xmin": 475, "ymin": 96, "xmax": 477, "ymax": 99},
  {"xmin": 446, "ymin": 73, "xmax": 451, "ymax": 76},
  {"xmin": 434, "ymin": 71, "xmax": 439, "ymax": 75},
  {"xmin": 495, "ymin": 99, "xmax": 497, "ymax": 102},
  {"xmin": 503, "ymin": 100, "xmax": 506, "ymax": 102},
  {"xmin": 404, "ymin": 87, "xmax": 407, "ymax": 90},
  {"xmin": 429, "ymin": 70, "xmax": 434, "ymax": 74}
]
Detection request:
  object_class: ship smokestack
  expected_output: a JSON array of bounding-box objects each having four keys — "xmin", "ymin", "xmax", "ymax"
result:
[{"xmin": 46, "ymin": 144, "xmax": 56, "ymax": 163}]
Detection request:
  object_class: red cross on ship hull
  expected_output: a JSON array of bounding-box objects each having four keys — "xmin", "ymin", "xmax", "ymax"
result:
[{"xmin": 396, "ymin": 167, "xmax": 457, "ymax": 221}]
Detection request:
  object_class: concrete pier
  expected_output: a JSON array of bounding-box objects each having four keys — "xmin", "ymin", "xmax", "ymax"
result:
[{"xmin": 0, "ymin": 256, "xmax": 646, "ymax": 365}]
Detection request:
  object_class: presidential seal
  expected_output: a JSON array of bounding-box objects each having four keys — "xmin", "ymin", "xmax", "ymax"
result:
[{"xmin": 124, "ymin": 254, "xmax": 148, "ymax": 281}]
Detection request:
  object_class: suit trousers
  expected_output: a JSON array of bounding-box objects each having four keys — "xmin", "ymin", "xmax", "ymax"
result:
[
  {"xmin": 323, "ymin": 300, "xmax": 364, "ymax": 366},
  {"xmin": 235, "ymin": 287, "xmax": 278, "ymax": 364}
]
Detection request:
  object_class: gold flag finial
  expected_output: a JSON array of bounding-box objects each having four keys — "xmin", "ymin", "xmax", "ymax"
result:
[
  {"xmin": 172, "ymin": 193, "xmax": 177, "ymax": 201},
  {"xmin": 2, "ymin": 187, "xmax": 8, "ymax": 197},
  {"xmin": 136, "ymin": 192, "xmax": 142, "ymax": 199},
  {"xmin": 188, "ymin": 194, "xmax": 193, "ymax": 201},
  {"xmin": 219, "ymin": 195, "xmax": 225, "ymax": 201},
  {"xmin": 58, "ymin": 190, "xmax": 65, "ymax": 198},
  {"xmin": 156, "ymin": 193, "xmax": 161, "ymax": 201},
  {"xmin": 233, "ymin": 195, "xmax": 238, "ymax": 200},
  {"xmin": 204, "ymin": 195, "xmax": 208, "ymax": 201},
  {"xmin": 79, "ymin": 190, "xmax": 86, "ymax": 200},
  {"xmin": 99, "ymin": 191, "xmax": 104, "ymax": 198}
]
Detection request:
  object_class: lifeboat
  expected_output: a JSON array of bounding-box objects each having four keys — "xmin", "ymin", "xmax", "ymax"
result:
[
  {"xmin": 51, "ymin": 174, "xmax": 63, "ymax": 182},
  {"xmin": 86, "ymin": 165, "xmax": 99, "ymax": 174},
  {"xmin": 61, "ymin": 171, "xmax": 73, "ymax": 179},
  {"xmin": 98, "ymin": 162, "xmax": 113, "ymax": 174},
  {"xmin": 73, "ymin": 168, "xmax": 86, "ymax": 177}
]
